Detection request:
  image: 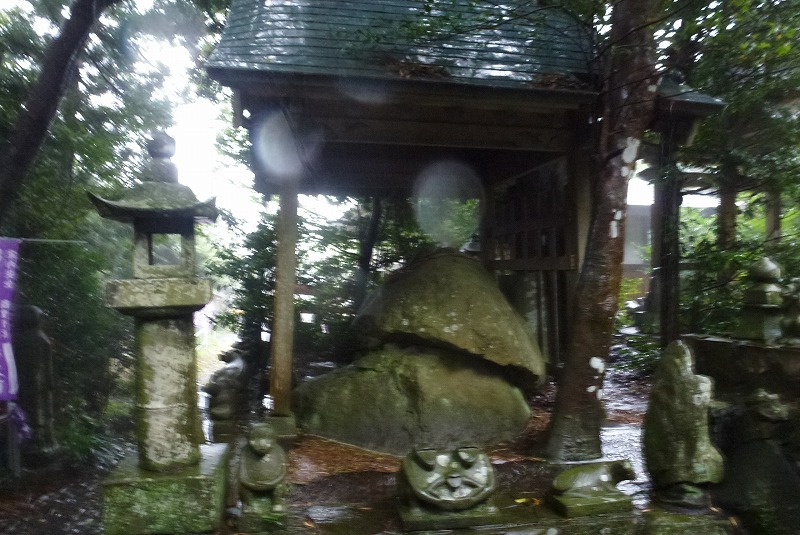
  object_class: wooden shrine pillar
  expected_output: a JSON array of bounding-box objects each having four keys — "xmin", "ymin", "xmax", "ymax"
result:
[
  {"xmin": 655, "ymin": 162, "xmax": 681, "ymax": 347},
  {"xmin": 270, "ymin": 179, "xmax": 298, "ymax": 416}
]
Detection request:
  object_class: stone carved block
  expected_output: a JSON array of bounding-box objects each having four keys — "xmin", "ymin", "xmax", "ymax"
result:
[{"xmin": 547, "ymin": 459, "xmax": 635, "ymax": 517}]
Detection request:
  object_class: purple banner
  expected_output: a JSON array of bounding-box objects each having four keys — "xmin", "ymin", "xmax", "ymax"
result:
[{"xmin": 0, "ymin": 239, "xmax": 20, "ymax": 401}]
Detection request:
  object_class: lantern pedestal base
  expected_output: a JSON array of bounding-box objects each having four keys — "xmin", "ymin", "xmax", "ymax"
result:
[{"xmin": 102, "ymin": 443, "xmax": 229, "ymax": 535}]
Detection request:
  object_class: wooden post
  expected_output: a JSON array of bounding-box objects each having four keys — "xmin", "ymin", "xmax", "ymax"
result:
[
  {"xmin": 270, "ymin": 179, "xmax": 298, "ymax": 416},
  {"xmin": 658, "ymin": 173, "xmax": 682, "ymax": 347}
]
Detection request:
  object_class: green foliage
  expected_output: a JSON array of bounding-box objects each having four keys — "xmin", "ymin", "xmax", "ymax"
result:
[
  {"xmin": 206, "ymin": 210, "xmax": 281, "ymax": 363},
  {"xmin": 614, "ymin": 276, "xmax": 646, "ymax": 330},
  {"xmin": 678, "ymin": 0, "xmax": 800, "ymax": 200},
  {"xmin": 0, "ymin": 0, "xmax": 179, "ymax": 458},
  {"xmin": 300, "ymin": 197, "xmax": 438, "ymax": 353},
  {"xmin": 611, "ymin": 335, "xmax": 661, "ymax": 376},
  {"xmin": 208, "ymin": 194, "xmax": 474, "ymax": 363},
  {"xmin": 17, "ymin": 239, "xmax": 134, "ymax": 416},
  {"xmin": 679, "ymin": 202, "xmax": 800, "ymax": 336}
]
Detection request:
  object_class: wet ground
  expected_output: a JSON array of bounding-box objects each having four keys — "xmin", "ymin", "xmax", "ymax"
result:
[{"xmin": 0, "ymin": 368, "xmax": 652, "ymax": 535}]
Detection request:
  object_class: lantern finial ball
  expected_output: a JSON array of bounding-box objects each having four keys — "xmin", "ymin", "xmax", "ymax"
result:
[{"xmin": 147, "ymin": 131, "xmax": 176, "ymax": 159}]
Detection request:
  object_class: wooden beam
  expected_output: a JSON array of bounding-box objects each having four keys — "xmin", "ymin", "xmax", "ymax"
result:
[
  {"xmin": 218, "ymin": 70, "xmax": 597, "ymax": 114},
  {"xmin": 298, "ymin": 116, "xmax": 571, "ymax": 151},
  {"xmin": 290, "ymin": 99, "xmax": 571, "ymax": 130}
]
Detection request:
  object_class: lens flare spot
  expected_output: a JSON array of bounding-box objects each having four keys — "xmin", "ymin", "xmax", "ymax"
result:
[
  {"xmin": 412, "ymin": 160, "xmax": 483, "ymax": 247},
  {"xmin": 251, "ymin": 111, "xmax": 319, "ymax": 184}
]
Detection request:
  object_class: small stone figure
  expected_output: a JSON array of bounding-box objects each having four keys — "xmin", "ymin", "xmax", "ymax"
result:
[
  {"xmin": 13, "ymin": 306, "xmax": 60, "ymax": 464},
  {"xmin": 203, "ymin": 347, "xmax": 247, "ymax": 441},
  {"xmin": 401, "ymin": 447, "xmax": 496, "ymax": 512},
  {"xmin": 397, "ymin": 446, "xmax": 499, "ymax": 531},
  {"xmin": 238, "ymin": 423, "xmax": 287, "ymax": 531},
  {"xmin": 644, "ymin": 341, "xmax": 724, "ymax": 508},
  {"xmin": 546, "ymin": 460, "xmax": 635, "ymax": 517}
]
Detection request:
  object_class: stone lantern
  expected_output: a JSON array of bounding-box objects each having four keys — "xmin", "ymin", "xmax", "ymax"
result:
[{"xmin": 90, "ymin": 132, "xmax": 227, "ymax": 535}]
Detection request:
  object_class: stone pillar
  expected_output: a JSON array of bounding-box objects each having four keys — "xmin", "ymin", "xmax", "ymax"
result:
[{"xmin": 134, "ymin": 317, "xmax": 201, "ymax": 470}]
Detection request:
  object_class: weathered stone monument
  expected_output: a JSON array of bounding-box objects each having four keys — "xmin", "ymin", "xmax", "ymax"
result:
[
  {"xmin": 294, "ymin": 250, "xmax": 544, "ymax": 454},
  {"xmin": 91, "ymin": 133, "xmax": 227, "ymax": 535},
  {"xmin": 738, "ymin": 257, "xmax": 783, "ymax": 343},
  {"xmin": 13, "ymin": 305, "xmax": 60, "ymax": 464},
  {"xmin": 644, "ymin": 340, "xmax": 723, "ymax": 508},
  {"xmin": 712, "ymin": 388, "xmax": 800, "ymax": 533},
  {"xmin": 682, "ymin": 258, "xmax": 800, "ymax": 533}
]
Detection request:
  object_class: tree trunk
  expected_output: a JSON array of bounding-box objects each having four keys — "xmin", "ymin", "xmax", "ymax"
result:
[
  {"xmin": 716, "ymin": 180, "xmax": 737, "ymax": 250},
  {"xmin": 353, "ymin": 196, "xmax": 382, "ymax": 311},
  {"xmin": 658, "ymin": 162, "xmax": 682, "ymax": 347},
  {"xmin": 0, "ymin": 0, "xmax": 121, "ymax": 224},
  {"xmin": 765, "ymin": 187, "xmax": 781, "ymax": 244},
  {"xmin": 545, "ymin": 0, "xmax": 659, "ymax": 461}
]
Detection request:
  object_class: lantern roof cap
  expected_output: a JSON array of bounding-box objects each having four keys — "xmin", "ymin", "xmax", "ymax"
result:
[
  {"xmin": 88, "ymin": 183, "xmax": 218, "ymax": 223},
  {"xmin": 88, "ymin": 131, "xmax": 218, "ymax": 223}
]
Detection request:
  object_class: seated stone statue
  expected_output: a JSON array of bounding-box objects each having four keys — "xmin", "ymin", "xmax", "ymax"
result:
[
  {"xmin": 236, "ymin": 422, "xmax": 288, "ymax": 531},
  {"xmin": 13, "ymin": 306, "xmax": 60, "ymax": 463},
  {"xmin": 240, "ymin": 423, "xmax": 287, "ymax": 494}
]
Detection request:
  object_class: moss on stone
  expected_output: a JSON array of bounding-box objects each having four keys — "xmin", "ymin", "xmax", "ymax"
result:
[{"xmin": 103, "ymin": 444, "xmax": 229, "ymax": 535}]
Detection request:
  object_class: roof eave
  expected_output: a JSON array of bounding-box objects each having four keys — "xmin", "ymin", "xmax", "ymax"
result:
[{"xmin": 206, "ymin": 66, "xmax": 599, "ymax": 111}]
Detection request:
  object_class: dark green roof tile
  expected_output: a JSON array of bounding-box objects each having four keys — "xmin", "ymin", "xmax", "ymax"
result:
[{"xmin": 208, "ymin": 0, "xmax": 595, "ymax": 89}]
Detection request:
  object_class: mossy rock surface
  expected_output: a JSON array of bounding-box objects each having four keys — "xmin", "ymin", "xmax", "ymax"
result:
[
  {"xmin": 644, "ymin": 341, "xmax": 723, "ymax": 487},
  {"xmin": 293, "ymin": 346, "xmax": 531, "ymax": 455},
  {"xmin": 355, "ymin": 250, "xmax": 545, "ymax": 388}
]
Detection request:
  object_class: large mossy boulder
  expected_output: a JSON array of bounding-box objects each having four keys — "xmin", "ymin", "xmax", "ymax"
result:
[
  {"xmin": 293, "ymin": 346, "xmax": 531, "ymax": 455},
  {"xmin": 355, "ymin": 250, "xmax": 545, "ymax": 387}
]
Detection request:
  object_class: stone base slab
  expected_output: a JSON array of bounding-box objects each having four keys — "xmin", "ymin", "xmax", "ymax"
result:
[
  {"xmin": 642, "ymin": 507, "xmax": 738, "ymax": 534},
  {"xmin": 103, "ymin": 443, "xmax": 229, "ymax": 535},
  {"xmin": 238, "ymin": 494, "xmax": 287, "ymax": 533},
  {"xmin": 546, "ymin": 490, "xmax": 633, "ymax": 517},
  {"xmin": 397, "ymin": 498, "xmax": 500, "ymax": 531}
]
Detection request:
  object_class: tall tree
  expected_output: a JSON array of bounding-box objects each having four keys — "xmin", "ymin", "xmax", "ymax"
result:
[
  {"xmin": 683, "ymin": 0, "xmax": 800, "ymax": 251},
  {"xmin": 546, "ymin": 0, "xmax": 661, "ymax": 461},
  {"xmin": 0, "ymin": 0, "xmax": 178, "ymax": 457},
  {"xmin": 0, "ymin": 0, "xmax": 122, "ymax": 222}
]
